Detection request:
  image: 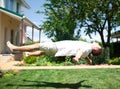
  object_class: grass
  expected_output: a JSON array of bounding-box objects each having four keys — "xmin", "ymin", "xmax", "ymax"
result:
[{"xmin": 0, "ymin": 68, "xmax": 120, "ymax": 89}]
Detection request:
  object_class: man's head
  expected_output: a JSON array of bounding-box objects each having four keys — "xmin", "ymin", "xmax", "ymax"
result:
[{"xmin": 91, "ymin": 42, "xmax": 102, "ymax": 56}]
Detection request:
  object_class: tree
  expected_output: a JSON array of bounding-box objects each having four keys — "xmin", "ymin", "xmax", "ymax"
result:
[
  {"xmin": 39, "ymin": 0, "xmax": 80, "ymax": 41},
  {"xmin": 77, "ymin": 0, "xmax": 120, "ymax": 48},
  {"xmin": 75, "ymin": 0, "xmax": 120, "ymax": 59}
]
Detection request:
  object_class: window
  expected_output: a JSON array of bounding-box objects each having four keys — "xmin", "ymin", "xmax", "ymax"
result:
[
  {"xmin": 5, "ymin": 0, "xmax": 14, "ymax": 11},
  {"xmin": 5, "ymin": 0, "xmax": 9, "ymax": 9},
  {"xmin": 9, "ymin": 0, "xmax": 13, "ymax": 10}
]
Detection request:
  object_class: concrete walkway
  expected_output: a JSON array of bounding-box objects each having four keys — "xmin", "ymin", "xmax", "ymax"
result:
[{"xmin": 0, "ymin": 60, "xmax": 120, "ymax": 70}]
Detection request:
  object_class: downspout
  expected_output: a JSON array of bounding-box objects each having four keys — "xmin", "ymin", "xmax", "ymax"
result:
[{"xmin": 39, "ymin": 29, "xmax": 41, "ymax": 43}]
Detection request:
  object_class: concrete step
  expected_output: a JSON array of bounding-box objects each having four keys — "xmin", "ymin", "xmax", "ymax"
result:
[{"xmin": 0, "ymin": 54, "xmax": 15, "ymax": 63}]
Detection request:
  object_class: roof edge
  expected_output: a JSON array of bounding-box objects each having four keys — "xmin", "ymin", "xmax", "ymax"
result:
[
  {"xmin": 20, "ymin": 0, "xmax": 30, "ymax": 9},
  {"xmin": 0, "ymin": 6, "xmax": 23, "ymax": 17},
  {"xmin": 23, "ymin": 17, "xmax": 40, "ymax": 30}
]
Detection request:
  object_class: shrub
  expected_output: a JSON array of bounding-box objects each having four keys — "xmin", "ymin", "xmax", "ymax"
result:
[
  {"xmin": 1, "ymin": 70, "xmax": 20, "ymax": 78},
  {"xmin": 92, "ymin": 55, "xmax": 106, "ymax": 65},
  {"xmin": 23, "ymin": 56, "xmax": 37, "ymax": 64},
  {"xmin": 35, "ymin": 55, "xmax": 53, "ymax": 66},
  {"xmin": 0, "ymin": 70, "xmax": 3, "ymax": 78},
  {"xmin": 35, "ymin": 56, "xmax": 69, "ymax": 66},
  {"xmin": 107, "ymin": 57, "xmax": 120, "ymax": 65}
]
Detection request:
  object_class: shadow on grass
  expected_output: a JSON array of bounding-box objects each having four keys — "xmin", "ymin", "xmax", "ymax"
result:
[{"xmin": 6, "ymin": 79, "xmax": 92, "ymax": 89}]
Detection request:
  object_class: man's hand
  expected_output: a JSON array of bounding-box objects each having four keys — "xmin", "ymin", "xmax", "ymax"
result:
[
  {"xmin": 72, "ymin": 57, "xmax": 79, "ymax": 62},
  {"xmin": 72, "ymin": 49, "xmax": 83, "ymax": 62}
]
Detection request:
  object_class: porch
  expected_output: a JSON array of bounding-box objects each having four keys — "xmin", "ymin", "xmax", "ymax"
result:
[
  {"xmin": 111, "ymin": 30, "xmax": 120, "ymax": 41},
  {"xmin": 0, "ymin": 7, "xmax": 40, "ymax": 54}
]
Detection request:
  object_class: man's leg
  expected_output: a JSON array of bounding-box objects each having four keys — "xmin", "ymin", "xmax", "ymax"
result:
[
  {"xmin": 25, "ymin": 51, "xmax": 45, "ymax": 57},
  {"xmin": 7, "ymin": 41, "xmax": 40, "ymax": 51}
]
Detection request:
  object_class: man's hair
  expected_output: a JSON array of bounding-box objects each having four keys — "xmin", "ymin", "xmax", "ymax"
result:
[{"xmin": 92, "ymin": 48, "xmax": 102, "ymax": 56}]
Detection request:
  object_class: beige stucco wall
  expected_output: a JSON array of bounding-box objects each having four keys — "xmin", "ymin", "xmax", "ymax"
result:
[
  {"xmin": 0, "ymin": 12, "xmax": 21, "ymax": 53},
  {"xmin": 0, "ymin": 12, "xmax": 2, "ymax": 52}
]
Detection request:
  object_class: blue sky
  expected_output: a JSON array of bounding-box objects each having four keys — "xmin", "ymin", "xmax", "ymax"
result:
[
  {"xmin": 22, "ymin": 0, "xmax": 46, "ymax": 26},
  {"xmin": 22, "ymin": 0, "xmax": 51, "ymax": 42}
]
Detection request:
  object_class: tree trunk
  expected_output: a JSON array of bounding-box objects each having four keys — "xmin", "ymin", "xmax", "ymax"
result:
[{"xmin": 104, "ymin": 47, "xmax": 110, "ymax": 60}]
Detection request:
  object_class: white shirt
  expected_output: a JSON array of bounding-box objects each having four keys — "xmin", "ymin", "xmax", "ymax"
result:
[{"xmin": 55, "ymin": 40, "xmax": 92, "ymax": 58}]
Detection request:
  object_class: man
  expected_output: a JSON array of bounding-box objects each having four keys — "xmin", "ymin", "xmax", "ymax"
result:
[{"xmin": 7, "ymin": 40, "xmax": 102, "ymax": 65}]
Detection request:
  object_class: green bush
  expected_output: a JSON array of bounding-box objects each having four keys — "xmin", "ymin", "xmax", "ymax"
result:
[
  {"xmin": 1, "ymin": 70, "xmax": 20, "ymax": 78},
  {"xmin": 35, "ymin": 56, "xmax": 73, "ymax": 66},
  {"xmin": 23, "ymin": 55, "xmax": 73, "ymax": 66},
  {"xmin": 92, "ymin": 55, "xmax": 106, "ymax": 65},
  {"xmin": 107, "ymin": 57, "xmax": 120, "ymax": 65},
  {"xmin": 23, "ymin": 56, "xmax": 37, "ymax": 64},
  {"xmin": 34, "ymin": 55, "xmax": 53, "ymax": 66}
]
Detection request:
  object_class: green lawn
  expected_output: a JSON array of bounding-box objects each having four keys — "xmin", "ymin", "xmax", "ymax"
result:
[{"xmin": 0, "ymin": 68, "xmax": 120, "ymax": 89}]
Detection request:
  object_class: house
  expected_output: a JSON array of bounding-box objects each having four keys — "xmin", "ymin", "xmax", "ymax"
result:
[
  {"xmin": 111, "ymin": 30, "xmax": 120, "ymax": 41},
  {"xmin": 0, "ymin": 0, "xmax": 40, "ymax": 54}
]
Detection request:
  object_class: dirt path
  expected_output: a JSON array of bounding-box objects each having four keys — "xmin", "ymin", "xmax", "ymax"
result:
[{"xmin": 0, "ymin": 61, "xmax": 120, "ymax": 70}]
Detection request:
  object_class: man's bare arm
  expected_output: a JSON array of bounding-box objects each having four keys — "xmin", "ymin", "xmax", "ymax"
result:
[
  {"xmin": 85, "ymin": 56, "xmax": 92, "ymax": 65},
  {"xmin": 72, "ymin": 49, "xmax": 83, "ymax": 62}
]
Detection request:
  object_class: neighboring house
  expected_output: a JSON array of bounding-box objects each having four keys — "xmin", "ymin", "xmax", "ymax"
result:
[
  {"xmin": 0, "ymin": 0, "xmax": 40, "ymax": 54},
  {"xmin": 111, "ymin": 30, "xmax": 120, "ymax": 41}
]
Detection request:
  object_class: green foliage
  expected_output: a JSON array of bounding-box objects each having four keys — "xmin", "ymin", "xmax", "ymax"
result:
[
  {"xmin": 0, "ymin": 71, "xmax": 3, "ymax": 78},
  {"xmin": 1, "ymin": 70, "xmax": 20, "ymax": 78},
  {"xmin": 22, "ymin": 53, "xmax": 89, "ymax": 66},
  {"xmin": 23, "ymin": 56, "xmax": 37, "ymax": 64},
  {"xmin": 78, "ymin": 0, "xmax": 120, "ymax": 48},
  {"xmin": 107, "ymin": 57, "xmax": 120, "ymax": 65},
  {"xmin": 92, "ymin": 55, "xmax": 106, "ymax": 65},
  {"xmin": 40, "ymin": 0, "xmax": 80, "ymax": 41},
  {"xmin": 34, "ymin": 55, "xmax": 54, "ymax": 66},
  {"xmin": 23, "ymin": 55, "xmax": 71, "ymax": 66}
]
